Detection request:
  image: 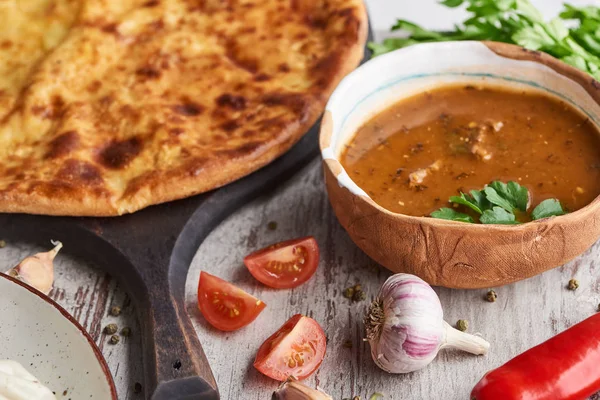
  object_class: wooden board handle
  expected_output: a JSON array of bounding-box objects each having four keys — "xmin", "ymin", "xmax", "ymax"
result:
[{"xmin": 142, "ymin": 287, "xmax": 219, "ymax": 399}]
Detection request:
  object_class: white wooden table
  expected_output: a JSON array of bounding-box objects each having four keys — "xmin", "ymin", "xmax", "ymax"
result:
[{"xmin": 1, "ymin": 1, "xmax": 598, "ymax": 399}]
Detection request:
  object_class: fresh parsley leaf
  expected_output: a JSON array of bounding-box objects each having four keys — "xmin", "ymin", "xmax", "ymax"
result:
[
  {"xmin": 449, "ymin": 191, "xmax": 486, "ymax": 214},
  {"xmin": 562, "ymin": 54, "xmax": 589, "ymax": 71},
  {"xmin": 512, "ymin": 24, "xmax": 556, "ymax": 50},
  {"xmin": 487, "ymin": 181, "xmax": 529, "ymax": 211},
  {"xmin": 531, "ymin": 199, "xmax": 566, "ymax": 220},
  {"xmin": 368, "ymin": 38, "xmax": 420, "ymax": 57},
  {"xmin": 483, "ymin": 187, "xmax": 516, "ymax": 213},
  {"xmin": 391, "ymin": 20, "xmax": 448, "ymax": 41},
  {"xmin": 430, "ymin": 208, "xmax": 474, "ymax": 223},
  {"xmin": 369, "ymin": 0, "xmax": 600, "ymax": 78},
  {"xmin": 480, "ymin": 207, "xmax": 520, "ymax": 225},
  {"xmin": 440, "ymin": 0, "xmax": 464, "ymax": 7},
  {"xmin": 470, "ymin": 189, "xmax": 491, "ymax": 210}
]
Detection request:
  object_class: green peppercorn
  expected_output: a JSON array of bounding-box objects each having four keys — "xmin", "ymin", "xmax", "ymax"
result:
[
  {"xmin": 109, "ymin": 335, "xmax": 120, "ymax": 345},
  {"xmin": 343, "ymin": 286, "xmax": 355, "ymax": 299},
  {"xmin": 0, "ymin": 240, "xmax": 6, "ymax": 248},
  {"xmin": 567, "ymin": 279, "xmax": 579, "ymax": 291},
  {"xmin": 104, "ymin": 323, "xmax": 118, "ymax": 335},
  {"xmin": 110, "ymin": 306, "xmax": 121, "ymax": 316},
  {"xmin": 352, "ymin": 290, "xmax": 366, "ymax": 302},
  {"xmin": 456, "ymin": 319, "xmax": 468, "ymax": 332},
  {"xmin": 267, "ymin": 221, "xmax": 278, "ymax": 230},
  {"xmin": 486, "ymin": 290, "xmax": 497, "ymax": 303},
  {"xmin": 121, "ymin": 327, "xmax": 131, "ymax": 337}
]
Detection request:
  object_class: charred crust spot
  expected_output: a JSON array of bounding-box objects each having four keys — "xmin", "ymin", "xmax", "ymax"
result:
[
  {"xmin": 169, "ymin": 127, "xmax": 185, "ymax": 136},
  {"xmin": 87, "ymin": 80, "xmax": 102, "ymax": 93},
  {"xmin": 240, "ymin": 26, "xmax": 256, "ymax": 34},
  {"xmin": 136, "ymin": 66, "xmax": 161, "ymax": 79},
  {"xmin": 147, "ymin": 20, "xmax": 164, "ymax": 31},
  {"xmin": 45, "ymin": 131, "xmax": 80, "ymax": 159},
  {"xmin": 337, "ymin": 7, "xmax": 354, "ymax": 17},
  {"xmin": 31, "ymin": 95, "xmax": 65, "ymax": 120},
  {"xmin": 98, "ymin": 137, "xmax": 142, "ymax": 169},
  {"xmin": 57, "ymin": 159, "xmax": 103, "ymax": 184},
  {"xmin": 225, "ymin": 40, "xmax": 259, "ymax": 74},
  {"xmin": 185, "ymin": 157, "xmax": 208, "ymax": 177},
  {"xmin": 311, "ymin": 52, "xmax": 342, "ymax": 88},
  {"xmin": 262, "ymin": 93, "xmax": 309, "ymax": 115},
  {"xmin": 254, "ymin": 73, "xmax": 271, "ymax": 82},
  {"xmin": 119, "ymin": 104, "xmax": 141, "ymax": 123},
  {"xmin": 304, "ymin": 15, "xmax": 327, "ymax": 29},
  {"xmin": 258, "ymin": 116, "xmax": 286, "ymax": 130},
  {"xmin": 143, "ymin": 0, "xmax": 160, "ymax": 6},
  {"xmin": 101, "ymin": 23, "xmax": 118, "ymax": 33},
  {"xmin": 218, "ymin": 142, "xmax": 262, "ymax": 158},
  {"xmin": 220, "ymin": 120, "xmax": 239, "ymax": 132},
  {"xmin": 172, "ymin": 102, "xmax": 204, "ymax": 116},
  {"xmin": 99, "ymin": 95, "xmax": 114, "ymax": 107},
  {"xmin": 278, "ymin": 63, "xmax": 290, "ymax": 73},
  {"xmin": 215, "ymin": 94, "xmax": 247, "ymax": 110}
]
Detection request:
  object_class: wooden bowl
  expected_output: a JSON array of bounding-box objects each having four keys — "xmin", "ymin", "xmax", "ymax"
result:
[{"xmin": 320, "ymin": 41, "xmax": 600, "ymax": 289}]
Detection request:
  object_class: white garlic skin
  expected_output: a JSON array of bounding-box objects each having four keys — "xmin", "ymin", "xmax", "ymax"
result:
[
  {"xmin": 367, "ymin": 273, "xmax": 445, "ymax": 373},
  {"xmin": 6, "ymin": 241, "xmax": 62, "ymax": 295}
]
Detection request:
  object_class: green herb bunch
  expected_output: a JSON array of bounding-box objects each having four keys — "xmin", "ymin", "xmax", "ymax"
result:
[
  {"xmin": 370, "ymin": 0, "xmax": 600, "ymax": 79},
  {"xmin": 431, "ymin": 181, "xmax": 566, "ymax": 224}
]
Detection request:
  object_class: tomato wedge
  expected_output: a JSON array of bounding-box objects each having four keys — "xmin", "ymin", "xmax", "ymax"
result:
[
  {"xmin": 197, "ymin": 272, "xmax": 266, "ymax": 331},
  {"xmin": 244, "ymin": 236, "xmax": 320, "ymax": 289},
  {"xmin": 254, "ymin": 314, "xmax": 327, "ymax": 381}
]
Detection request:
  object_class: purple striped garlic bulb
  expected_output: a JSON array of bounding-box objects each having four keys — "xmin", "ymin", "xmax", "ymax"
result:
[{"xmin": 365, "ymin": 273, "xmax": 490, "ymax": 374}]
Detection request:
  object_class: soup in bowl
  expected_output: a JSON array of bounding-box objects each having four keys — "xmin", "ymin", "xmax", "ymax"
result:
[{"xmin": 320, "ymin": 41, "xmax": 600, "ymax": 288}]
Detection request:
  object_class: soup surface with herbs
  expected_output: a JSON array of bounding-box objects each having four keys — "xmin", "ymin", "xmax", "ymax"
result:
[{"xmin": 340, "ymin": 85, "xmax": 600, "ymax": 217}]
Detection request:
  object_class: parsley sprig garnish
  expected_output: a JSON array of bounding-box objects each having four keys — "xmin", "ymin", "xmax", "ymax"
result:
[
  {"xmin": 431, "ymin": 181, "xmax": 566, "ymax": 224},
  {"xmin": 369, "ymin": 1, "xmax": 600, "ymax": 79}
]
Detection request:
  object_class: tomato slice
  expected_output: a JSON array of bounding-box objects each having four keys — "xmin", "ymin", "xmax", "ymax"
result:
[
  {"xmin": 254, "ymin": 314, "xmax": 327, "ymax": 381},
  {"xmin": 244, "ymin": 236, "xmax": 320, "ymax": 289},
  {"xmin": 197, "ymin": 272, "xmax": 266, "ymax": 331}
]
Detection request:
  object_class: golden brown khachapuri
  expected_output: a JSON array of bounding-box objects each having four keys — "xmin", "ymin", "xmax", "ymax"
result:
[{"xmin": 0, "ymin": 0, "xmax": 367, "ymax": 216}]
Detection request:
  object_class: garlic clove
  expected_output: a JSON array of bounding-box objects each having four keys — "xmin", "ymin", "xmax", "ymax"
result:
[
  {"xmin": 272, "ymin": 377, "xmax": 333, "ymax": 400},
  {"xmin": 6, "ymin": 241, "xmax": 62, "ymax": 295}
]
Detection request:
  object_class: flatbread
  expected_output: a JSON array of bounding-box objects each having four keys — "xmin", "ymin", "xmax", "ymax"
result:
[{"xmin": 0, "ymin": 0, "xmax": 368, "ymax": 216}]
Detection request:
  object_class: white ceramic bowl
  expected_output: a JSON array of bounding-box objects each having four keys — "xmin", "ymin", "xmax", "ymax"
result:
[
  {"xmin": 320, "ymin": 41, "xmax": 600, "ymax": 288},
  {"xmin": 0, "ymin": 273, "xmax": 117, "ymax": 399}
]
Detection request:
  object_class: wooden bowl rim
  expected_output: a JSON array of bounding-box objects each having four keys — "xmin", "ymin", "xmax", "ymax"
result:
[{"xmin": 320, "ymin": 41, "xmax": 600, "ymax": 233}]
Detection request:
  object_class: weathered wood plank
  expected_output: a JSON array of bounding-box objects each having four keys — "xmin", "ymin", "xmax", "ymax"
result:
[{"xmin": 186, "ymin": 159, "xmax": 600, "ymax": 399}]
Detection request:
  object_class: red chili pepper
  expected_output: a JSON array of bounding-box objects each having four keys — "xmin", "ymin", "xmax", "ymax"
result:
[{"xmin": 471, "ymin": 313, "xmax": 600, "ymax": 400}]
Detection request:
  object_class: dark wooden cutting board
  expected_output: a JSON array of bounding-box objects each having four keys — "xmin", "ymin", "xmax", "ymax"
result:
[{"xmin": 0, "ymin": 27, "xmax": 372, "ymax": 400}]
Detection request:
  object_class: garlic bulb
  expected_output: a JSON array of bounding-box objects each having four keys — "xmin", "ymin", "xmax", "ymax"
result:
[
  {"xmin": 365, "ymin": 273, "xmax": 490, "ymax": 374},
  {"xmin": 6, "ymin": 241, "xmax": 62, "ymax": 295},
  {"xmin": 272, "ymin": 377, "xmax": 332, "ymax": 400}
]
